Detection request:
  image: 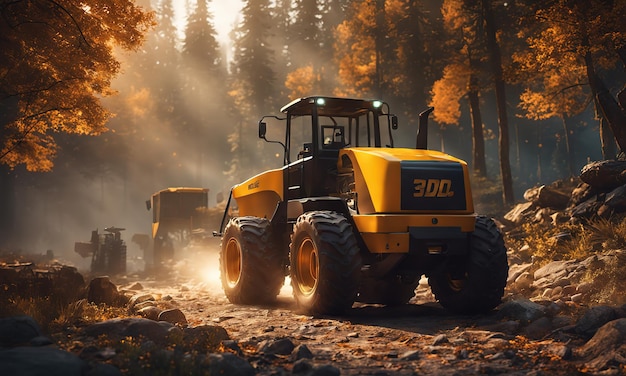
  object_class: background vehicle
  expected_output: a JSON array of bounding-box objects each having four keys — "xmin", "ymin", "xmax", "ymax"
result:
[
  {"xmin": 215, "ymin": 96, "xmax": 508, "ymax": 315},
  {"xmin": 75, "ymin": 226, "xmax": 127, "ymax": 274},
  {"xmin": 144, "ymin": 187, "xmax": 209, "ymax": 268}
]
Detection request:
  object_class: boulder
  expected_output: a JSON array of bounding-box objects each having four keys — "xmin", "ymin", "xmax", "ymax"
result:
[
  {"xmin": 523, "ymin": 185, "xmax": 570, "ymax": 209},
  {"xmin": 580, "ymin": 160, "xmax": 626, "ymax": 190},
  {"xmin": 0, "ymin": 316, "xmax": 43, "ymax": 347},
  {"xmin": 0, "ymin": 346, "xmax": 88, "ymax": 376},
  {"xmin": 87, "ymin": 276, "xmax": 122, "ymax": 306}
]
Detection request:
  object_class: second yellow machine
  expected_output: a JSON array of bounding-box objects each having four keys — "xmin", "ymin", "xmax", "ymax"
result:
[{"xmin": 215, "ymin": 96, "xmax": 508, "ymax": 315}]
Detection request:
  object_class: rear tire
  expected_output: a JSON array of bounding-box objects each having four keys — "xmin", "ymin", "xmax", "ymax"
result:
[
  {"xmin": 220, "ymin": 216, "xmax": 285, "ymax": 304},
  {"xmin": 428, "ymin": 216, "xmax": 508, "ymax": 314},
  {"xmin": 290, "ymin": 211, "xmax": 361, "ymax": 315}
]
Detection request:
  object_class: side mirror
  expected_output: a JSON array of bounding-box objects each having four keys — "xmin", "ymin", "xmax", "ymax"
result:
[
  {"xmin": 259, "ymin": 121, "xmax": 267, "ymax": 139},
  {"xmin": 391, "ymin": 115, "xmax": 398, "ymax": 130}
]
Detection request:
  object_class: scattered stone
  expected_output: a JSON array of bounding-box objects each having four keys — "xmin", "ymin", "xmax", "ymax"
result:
[
  {"xmin": 399, "ymin": 349, "xmax": 420, "ymax": 360},
  {"xmin": 222, "ymin": 339, "xmax": 243, "ymax": 355},
  {"xmin": 574, "ymin": 306, "xmax": 618, "ymax": 338},
  {"xmin": 128, "ymin": 282, "xmax": 143, "ymax": 290},
  {"xmin": 0, "ymin": 316, "xmax": 43, "ymax": 347},
  {"xmin": 523, "ymin": 185, "xmax": 570, "ymax": 209},
  {"xmin": 128, "ymin": 293, "xmax": 156, "ymax": 308},
  {"xmin": 183, "ymin": 325, "xmax": 230, "ymax": 352},
  {"xmin": 83, "ymin": 318, "xmax": 173, "ymax": 345},
  {"xmin": 432, "ymin": 334, "xmax": 448, "ymax": 345},
  {"xmin": 137, "ymin": 306, "xmax": 161, "ymax": 320},
  {"xmin": 0, "ymin": 346, "xmax": 88, "ymax": 376},
  {"xmin": 521, "ymin": 316, "xmax": 553, "ymax": 340},
  {"xmin": 158, "ymin": 308, "xmax": 188, "ymax": 326},
  {"xmin": 498, "ymin": 299, "xmax": 546, "ymax": 323},
  {"xmin": 205, "ymin": 353, "xmax": 255, "ymax": 376},
  {"xmin": 258, "ymin": 337, "xmax": 295, "ymax": 355},
  {"xmin": 291, "ymin": 344, "xmax": 314, "ymax": 361},
  {"xmin": 87, "ymin": 276, "xmax": 123, "ymax": 306},
  {"xmin": 578, "ymin": 318, "xmax": 626, "ymax": 371}
]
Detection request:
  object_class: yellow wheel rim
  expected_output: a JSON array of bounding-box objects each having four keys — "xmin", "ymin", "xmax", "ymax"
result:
[
  {"xmin": 296, "ymin": 238, "xmax": 319, "ymax": 296},
  {"xmin": 224, "ymin": 238, "xmax": 242, "ymax": 288}
]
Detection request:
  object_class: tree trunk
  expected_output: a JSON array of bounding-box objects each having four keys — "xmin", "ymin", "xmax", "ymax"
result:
[
  {"xmin": 468, "ymin": 85, "xmax": 487, "ymax": 177},
  {"xmin": 482, "ymin": 0, "xmax": 514, "ymax": 205},
  {"xmin": 584, "ymin": 50, "xmax": 626, "ymax": 155},
  {"xmin": 561, "ymin": 114, "xmax": 575, "ymax": 176}
]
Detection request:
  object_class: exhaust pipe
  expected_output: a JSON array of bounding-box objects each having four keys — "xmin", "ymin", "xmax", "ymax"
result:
[{"xmin": 416, "ymin": 107, "xmax": 434, "ymax": 150}]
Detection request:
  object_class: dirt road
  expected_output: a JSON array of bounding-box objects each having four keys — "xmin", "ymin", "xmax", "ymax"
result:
[{"xmin": 118, "ymin": 249, "xmax": 583, "ymax": 375}]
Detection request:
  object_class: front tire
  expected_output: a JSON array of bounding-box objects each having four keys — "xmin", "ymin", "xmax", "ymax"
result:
[
  {"xmin": 428, "ymin": 216, "xmax": 508, "ymax": 314},
  {"xmin": 220, "ymin": 216, "xmax": 285, "ymax": 304},
  {"xmin": 290, "ymin": 211, "xmax": 361, "ymax": 315}
]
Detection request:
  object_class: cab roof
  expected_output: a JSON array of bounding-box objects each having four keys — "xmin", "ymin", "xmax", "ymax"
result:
[{"xmin": 280, "ymin": 96, "xmax": 386, "ymax": 117}]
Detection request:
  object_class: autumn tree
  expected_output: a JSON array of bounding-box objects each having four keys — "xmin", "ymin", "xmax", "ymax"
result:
[
  {"xmin": 515, "ymin": 0, "xmax": 626, "ymax": 162},
  {"xmin": 430, "ymin": 0, "xmax": 488, "ymax": 177},
  {"xmin": 0, "ymin": 0, "xmax": 154, "ymax": 172}
]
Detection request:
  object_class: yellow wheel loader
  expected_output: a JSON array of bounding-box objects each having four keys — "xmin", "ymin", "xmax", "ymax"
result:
[{"xmin": 215, "ymin": 97, "xmax": 508, "ymax": 315}]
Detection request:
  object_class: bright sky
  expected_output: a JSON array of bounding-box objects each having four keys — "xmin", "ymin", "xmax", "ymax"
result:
[{"xmin": 172, "ymin": 0, "xmax": 244, "ymax": 45}]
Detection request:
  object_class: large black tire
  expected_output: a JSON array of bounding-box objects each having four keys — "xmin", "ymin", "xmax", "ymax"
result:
[
  {"xmin": 220, "ymin": 216, "xmax": 285, "ymax": 304},
  {"xmin": 290, "ymin": 211, "xmax": 362, "ymax": 315},
  {"xmin": 357, "ymin": 276, "xmax": 419, "ymax": 306},
  {"xmin": 428, "ymin": 216, "xmax": 509, "ymax": 314}
]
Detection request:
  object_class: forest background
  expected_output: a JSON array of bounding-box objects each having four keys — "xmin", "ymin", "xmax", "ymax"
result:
[{"xmin": 1, "ymin": 0, "xmax": 625, "ymax": 257}]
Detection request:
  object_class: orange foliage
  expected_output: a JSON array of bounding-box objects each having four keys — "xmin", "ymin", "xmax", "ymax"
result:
[
  {"xmin": 429, "ymin": 63, "xmax": 470, "ymax": 125},
  {"xmin": 0, "ymin": 0, "xmax": 155, "ymax": 171}
]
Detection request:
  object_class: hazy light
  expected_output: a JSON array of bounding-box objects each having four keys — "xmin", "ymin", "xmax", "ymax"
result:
[
  {"xmin": 373, "ymin": 100, "xmax": 382, "ymax": 108},
  {"xmin": 316, "ymin": 98, "xmax": 326, "ymax": 106}
]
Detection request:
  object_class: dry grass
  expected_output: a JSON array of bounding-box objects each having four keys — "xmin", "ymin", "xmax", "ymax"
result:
[{"xmin": 507, "ymin": 215, "xmax": 626, "ymax": 266}]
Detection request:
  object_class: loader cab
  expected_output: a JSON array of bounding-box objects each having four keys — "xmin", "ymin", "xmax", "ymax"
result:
[{"xmin": 259, "ymin": 96, "xmax": 398, "ymax": 199}]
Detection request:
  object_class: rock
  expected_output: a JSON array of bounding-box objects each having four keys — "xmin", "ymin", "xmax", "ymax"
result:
[
  {"xmin": 504, "ymin": 202, "xmax": 535, "ymax": 224},
  {"xmin": 293, "ymin": 359, "xmax": 314, "ymax": 374},
  {"xmin": 183, "ymin": 325, "xmax": 230, "ymax": 352},
  {"xmin": 570, "ymin": 182, "xmax": 596, "ymax": 206},
  {"xmin": 128, "ymin": 293, "xmax": 156, "ymax": 308},
  {"xmin": 29, "ymin": 336, "xmax": 53, "ymax": 347},
  {"xmin": 578, "ymin": 318, "xmax": 626, "ymax": 371},
  {"xmin": 604, "ymin": 184, "xmax": 626, "ymax": 211},
  {"xmin": 498, "ymin": 299, "xmax": 546, "ymax": 323},
  {"xmin": 258, "ymin": 337, "xmax": 295, "ymax": 355},
  {"xmin": 580, "ymin": 160, "xmax": 626, "ymax": 190},
  {"xmin": 547, "ymin": 344, "xmax": 572, "ymax": 360},
  {"xmin": 523, "ymin": 185, "xmax": 570, "ymax": 209},
  {"xmin": 205, "ymin": 353, "xmax": 255, "ymax": 376},
  {"xmin": 534, "ymin": 260, "xmax": 577, "ymax": 281},
  {"xmin": 137, "ymin": 306, "xmax": 161, "ymax": 321},
  {"xmin": 400, "ymin": 349, "xmax": 421, "ymax": 360},
  {"xmin": 222, "ymin": 340, "xmax": 243, "ymax": 355},
  {"xmin": 291, "ymin": 344, "xmax": 314, "ymax": 361},
  {"xmin": 0, "ymin": 346, "xmax": 88, "ymax": 376},
  {"xmin": 570, "ymin": 293, "xmax": 584, "ymax": 303},
  {"xmin": 432, "ymin": 334, "xmax": 448, "ymax": 345},
  {"xmin": 0, "ymin": 316, "xmax": 43, "ymax": 347},
  {"xmin": 570, "ymin": 197, "xmax": 603, "ymax": 219},
  {"xmin": 127, "ymin": 282, "xmax": 143, "ymax": 290},
  {"xmin": 574, "ymin": 306, "xmax": 618, "ymax": 338},
  {"xmin": 309, "ymin": 364, "xmax": 341, "ymax": 376},
  {"xmin": 133, "ymin": 300, "xmax": 157, "ymax": 311},
  {"xmin": 158, "ymin": 308, "xmax": 187, "ymax": 326},
  {"xmin": 87, "ymin": 276, "xmax": 123, "ymax": 306},
  {"xmin": 521, "ymin": 316, "xmax": 553, "ymax": 340},
  {"xmin": 513, "ymin": 271, "xmax": 533, "ymax": 290},
  {"xmin": 83, "ymin": 318, "xmax": 173, "ymax": 344}
]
